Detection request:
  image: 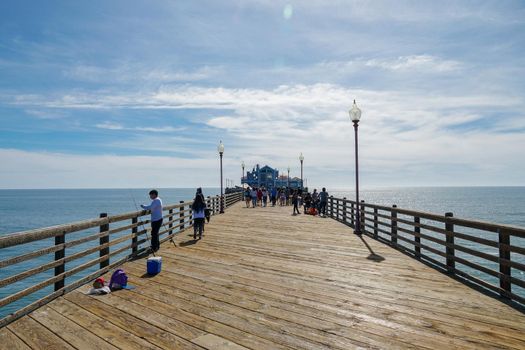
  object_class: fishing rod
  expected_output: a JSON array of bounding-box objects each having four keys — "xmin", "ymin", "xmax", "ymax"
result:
[{"xmin": 128, "ymin": 189, "xmax": 156, "ymax": 257}]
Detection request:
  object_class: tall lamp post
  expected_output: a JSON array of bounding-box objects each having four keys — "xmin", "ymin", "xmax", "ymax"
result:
[
  {"xmin": 287, "ymin": 166, "xmax": 290, "ymax": 188},
  {"xmin": 350, "ymin": 100, "xmax": 362, "ymax": 235},
  {"xmin": 299, "ymin": 152, "xmax": 304, "ymax": 189},
  {"xmin": 218, "ymin": 141, "xmax": 225, "ymax": 213},
  {"xmin": 241, "ymin": 161, "xmax": 245, "ymax": 188}
]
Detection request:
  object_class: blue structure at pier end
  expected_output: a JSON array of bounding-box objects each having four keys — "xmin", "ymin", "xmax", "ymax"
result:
[{"xmin": 242, "ymin": 164, "xmax": 303, "ymax": 190}]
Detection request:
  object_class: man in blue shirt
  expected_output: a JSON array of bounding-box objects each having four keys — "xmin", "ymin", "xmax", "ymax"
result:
[
  {"xmin": 141, "ymin": 189, "xmax": 163, "ymax": 252},
  {"xmin": 319, "ymin": 187, "xmax": 328, "ymax": 217}
]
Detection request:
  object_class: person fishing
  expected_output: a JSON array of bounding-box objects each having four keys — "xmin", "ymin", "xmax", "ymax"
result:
[{"xmin": 141, "ymin": 189, "xmax": 163, "ymax": 252}]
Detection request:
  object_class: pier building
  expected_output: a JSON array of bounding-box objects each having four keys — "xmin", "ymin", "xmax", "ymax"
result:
[{"xmin": 241, "ymin": 164, "xmax": 303, "ymax": 189}]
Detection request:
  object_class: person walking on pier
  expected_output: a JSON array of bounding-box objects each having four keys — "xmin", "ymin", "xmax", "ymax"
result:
[
  {"xmin": 192, "ymin": 192, "xmax": 207, "ymax": 240},
  {"xmin": 244, "ymin": 187, "xmax": 252, "ymax": 208},
  {"xmin": 262, "ymin": 188, "xmax": 268, "ymax": 207},
  {"xmin": 251, "ymin": 187, "xmax": 258, "ymax": 208},
  {"xmin": 141, "ymin": 189, "xmax": 163, "ymax": 252},
  {"xmin": 271, "ymin": 187, "xmax": 277, "ymax": 206},
  {"xmin": 257, "ymin": 188, "xmax": 263, "ymax": 207},
  {"xmin": 279, "ymin": 188, "xmax": 286, "ymax": 206},
  {"xmin": 319, "ymin": 187, "xmax": 328, "ymax": 217},
  {"xmin": 292, "ymin": 190, "xmax": 301, "ymax": 215}
]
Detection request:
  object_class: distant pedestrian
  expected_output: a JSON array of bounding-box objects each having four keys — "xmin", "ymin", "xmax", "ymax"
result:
[
  {"xmin": 303, "ymin": 192, "xmax": 312, "ymax": 214},
  {"xmin": 319, "ymin": 187, "xmax": 328, "ymax": 217},
  {"xmin": 251, "ymin": 188, "xmax": 258, "ymax": 208},
  {"xmin": 271, "ymin": 187, "xmax": 277, "ymax": 206},
  {"xmin": 141, "ymin": 189, "xmax": 162, "ymax": 252},
  {"xmin": 244, "ymin": 187, "xmax": 252, "ymax": 208},
  {"xmin": 262, "ymin": 188, "xmax": 268, "ymax": 207},
  {"xmin": 292, "ymin": 191, "xmax": 301, "ymax": 215},
  {"xmin": 279, "ymin": 189, "xmax": 286, "ymax": 206},
  {"xmin": 192, "ymin": 191, "xmax": 206, "ymax": 240},
  {"xmin": 257, "ymin": 188, "xmax": 263, "ymax": 206}
]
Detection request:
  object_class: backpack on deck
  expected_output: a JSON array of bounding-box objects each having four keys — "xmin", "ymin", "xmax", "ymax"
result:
[{"xmin": 109, "ymin": 269, "xmax": 128, "ymax": 290}]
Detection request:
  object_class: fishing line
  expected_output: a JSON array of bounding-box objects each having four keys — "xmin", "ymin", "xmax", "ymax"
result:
[{"xmin": 128, "ymin": 189, "xmax": 156, "ymax": 257}]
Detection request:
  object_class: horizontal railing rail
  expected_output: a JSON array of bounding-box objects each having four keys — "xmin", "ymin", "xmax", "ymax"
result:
[
  {"xmin": 327, "ymin": 196, "xmax": 525, "ymax": 306},
  {"xmin": 0, "ymin": 191, "xmax": 243, "ymax": 328}
]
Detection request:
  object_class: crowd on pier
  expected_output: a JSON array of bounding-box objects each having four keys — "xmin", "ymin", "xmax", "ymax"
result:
[
  {"xmin": 139, "ymin": 186, "xmax": 329, "ymax": 254},
  {"xmin": 242, "ymin": 186, "xmax": 329, "ymax": 217}
]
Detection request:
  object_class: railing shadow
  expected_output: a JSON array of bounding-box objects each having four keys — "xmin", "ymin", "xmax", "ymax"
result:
[
  {"xmin": 179, "ymin": 239, "xmax": 198, "ymax": 247},
  {"xmin": 358, "ymin": 234, "xmax": 385, "ymax": 262}
]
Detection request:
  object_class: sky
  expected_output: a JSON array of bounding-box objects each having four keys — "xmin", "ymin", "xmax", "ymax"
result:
[{"xmin": 0, "ymin": 0, "xmax": 524, "ymax": 189}]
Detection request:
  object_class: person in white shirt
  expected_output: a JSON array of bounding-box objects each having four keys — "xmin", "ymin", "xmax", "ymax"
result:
[{"xmin": 141, "ymin": 189, "xmax": 163, "ymax": 252}]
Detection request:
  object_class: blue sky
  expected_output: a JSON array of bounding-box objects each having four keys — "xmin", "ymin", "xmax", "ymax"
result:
[{"xmin": 0, "ymin": 0, "xmax": 524, "ymax": 189}]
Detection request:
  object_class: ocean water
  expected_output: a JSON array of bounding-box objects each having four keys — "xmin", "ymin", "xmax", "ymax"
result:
[
  {"xmin": 331, "ymin": 186, "xmax": 525, "ymax": 228},
  {"xmin": 1, "ymin": 186, "xmax": 524, "ymax": 319},
  {"xmin": 0, "ymin": 187, "xmax": 220, "ymax": 320}
]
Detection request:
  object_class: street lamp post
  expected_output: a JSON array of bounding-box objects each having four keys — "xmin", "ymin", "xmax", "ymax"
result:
[
  {"xmin": 287, "ymin": 166, "xmax": 290, "ymax": 188},
  {"xmin": 299, "ymin": 152, "xmax": 304, "ymax": 189},
  {"xmin": 241, "ymin": 161, "xmax": 245, "ymax": 188},
  {"xmin": 350, "ymin": 100, "xmax": 362, "ymax": 235},
  {"xmin": 218, "ymin": 141, "xmax": 225, "ymax": 213}
]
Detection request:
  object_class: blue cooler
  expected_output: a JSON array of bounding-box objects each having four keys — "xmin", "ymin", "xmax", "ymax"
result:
[{"xmin": 147, "ymin": 257, "xmax": 162, "ymax": 275}]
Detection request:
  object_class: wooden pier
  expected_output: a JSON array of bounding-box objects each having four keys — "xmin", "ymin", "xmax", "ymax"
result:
[{"xmin": 2, "ymin": 202, "xmax": 525, "ymax": 349}]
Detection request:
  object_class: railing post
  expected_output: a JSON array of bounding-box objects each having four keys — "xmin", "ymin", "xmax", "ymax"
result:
[
  {"xmin": 54, "ymin": 230, "xmax": 66, "ymax": 292},
  {"xmin": 373, "ymin": 208, "xmax": 378, "ymax": 239},
  {"xmin": 342, "ymin": 197, "xmax": 347, "ymax": 224},
  {"xmin": 360, "ymin": 200, "xmax": 365, "ymax": 234},
  {"xmin": 179, "ymin": 201, "xmax": 185, "ymax": 231},
  {"xmin": 445, "ymin": 212, "xmax": 455, "ymax": 274},
  {"xmin": 168, "ymin": 209, "xmax": 173, "ymax": 236},
  {"xmin": 99, "ymin": 213, "xmax": 109, "ymax": 270},
  {"xmin": 132, "ymin": 216, "xmax": 138, "ymax": 255},
  {"xmin": 498, "ymin": 229, "xmax": 511, "ymax": 298},
  {"xmin": 328, "ymin": 196, "xmax": 333, "ymax": 218},
  {"xmin": 189, "ymin": 203, "xmax": 193, "ymax": 227},
  {"xmin": 414, "ymin": 216, "xmax": 421, "ymax": 259},
  {"xmin": 350, "ymin": 202, "xmax": 355, "ymax": 227},
  {"xmin": 391, "ymin": 205, "xmax": 397, "ymax": 247}
]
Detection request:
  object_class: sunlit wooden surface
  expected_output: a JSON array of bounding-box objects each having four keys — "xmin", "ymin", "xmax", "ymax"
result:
[{"xmin": 3, "ymin": 202, "xmax": 525, "ymax": 349}]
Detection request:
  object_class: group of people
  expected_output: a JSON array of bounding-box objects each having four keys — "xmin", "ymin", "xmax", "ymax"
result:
[
  {"xmin": 140, "ymin": 188, "xmax": 210, "ymax": 253},
  {"xmin": 140, "ymin": 186, "xmax": 329, "ymax": 253},
  {"xmin": 243, "ymin": 186, "xmax": 329, "ymax": 217}
]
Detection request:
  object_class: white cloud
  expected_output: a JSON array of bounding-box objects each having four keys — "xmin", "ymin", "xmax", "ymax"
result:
[
  {"xmin": 96, "ymin": 122, "xmax": 124, "ymax": 130},
  {"xmin": 365, "ymin": 55, "xmax": 461, "ymax": 72},
  {"xmin": 95, "ymin": 122, "xmax": 185, "ymax": 133},
  {"xmin": 0, "ymin": 148, "xmax": 220, "ymax": 189},
  {"xmin": 26, "ymin": 109, "xmax": 68, "ymax": 120},
  {"xmin": 63, "ymin": 64, "xmax": 220, "ymax": 84}
]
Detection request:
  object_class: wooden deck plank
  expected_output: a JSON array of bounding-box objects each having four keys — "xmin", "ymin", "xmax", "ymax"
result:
[
  {"xmin": 5, "ymin": 202, "xmax": 525, "ymax": 349},
  {"xmin": 30, "ymin": 306, "xmax": 119, "ymax": 350},
  {"xmin": 0, "ymin": 327, "xmax": 31, "ymax": 350},
  {"xmin": 7, "ymin": 316, "xmax": 74, "ymax": 350},
  {"xmin": 127, "ymin": 251, "xmax": 510, "ymax": 350},
  {"xmin": 125, "ymin": 254, "xmax": 523, "ymax": 349},
  {"xmin": 98, "ymin": 280, "xmax": 294, "ymax": 350},
  {"xmin": 192, "ymin": 334, "xmax": 248, "ymax": 350},
  {"xmin": 166, "ymin": 241, "xmax": 525, "ymax": 332},
  {"xmin": 64, "ymin": 291, "xmax": 204, "ymax": 350},
  {"xmin": 48, "ymin": 298, "xmax": 163, "ymax": 350}
]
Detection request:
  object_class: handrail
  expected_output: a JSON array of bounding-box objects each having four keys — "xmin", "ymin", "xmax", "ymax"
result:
[
  {"xmin": 0, "ymin": 191, "xmax": 243, "ymax": 328},
  {"xmin": 327, "ymin": 195, "xmax": 525, "ymax": 306}
]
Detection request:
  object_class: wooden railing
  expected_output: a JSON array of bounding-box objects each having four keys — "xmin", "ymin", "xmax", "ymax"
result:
[
  {"xmin": 327, "ymin": 196, "xmax": 525, "ymax": 306},
  {"xmin": 0, "ymin": 191, "xmax": 243, "ymax": 328}
]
